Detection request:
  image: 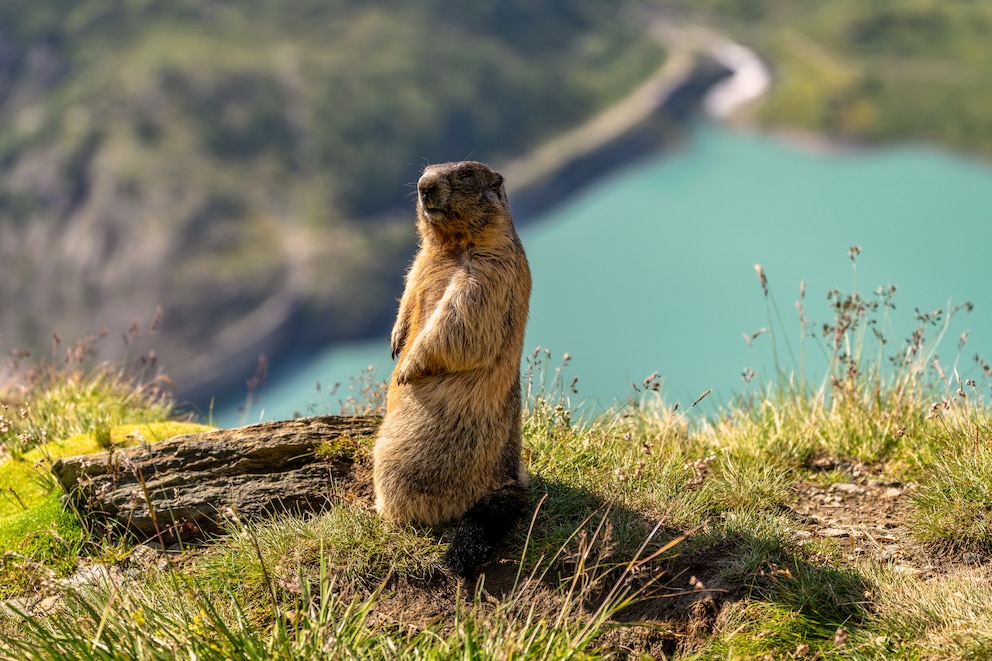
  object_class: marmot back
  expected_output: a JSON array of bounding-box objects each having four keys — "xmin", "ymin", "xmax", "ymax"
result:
[{"xmin": 372, "ymin": 160, "xmax": 531, "ymax": 577}]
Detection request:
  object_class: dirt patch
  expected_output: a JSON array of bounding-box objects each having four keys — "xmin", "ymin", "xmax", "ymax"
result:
[
  {"xmin": 334, "ymin": 459, "xmax": 376, "ymax": 504},
  {"xmin": 784, "ymin": 459, "xmax": 989, "ymax": 574},
  {"xmin": 356, "ymin": 550, "xmax": 743, "ymax": 658},
  {"xmin": 305, "ymin": 459, "xmax": 745, "ymax": 656},
  {"xmin": 788, "ymin": 474, "xmax": 927, "ymax": 570},
  {"xmin": 605, "ymin": 549, "xmax": 743, "ymax": 657}
]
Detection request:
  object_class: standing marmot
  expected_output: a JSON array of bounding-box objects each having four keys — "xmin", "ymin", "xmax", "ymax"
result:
[{"xmin": 372, "ymin": 160, "xmax": 531, "ymax": 577}]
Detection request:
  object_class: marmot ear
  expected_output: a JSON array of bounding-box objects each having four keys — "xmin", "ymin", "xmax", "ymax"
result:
[{"xmin": 491, "ymin": 173, "xmax": 504, "ymax": 191}]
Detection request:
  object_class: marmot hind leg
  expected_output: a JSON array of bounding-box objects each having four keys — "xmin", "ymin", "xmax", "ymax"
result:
[{"xmin": 443, "ymin": 483, "xmax": 530, "ymax": 578}]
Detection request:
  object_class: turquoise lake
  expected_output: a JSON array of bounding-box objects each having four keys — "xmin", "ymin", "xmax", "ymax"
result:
[{"xmin": 214, "ymin": 125, "xmax": 992, "ymax": 427}]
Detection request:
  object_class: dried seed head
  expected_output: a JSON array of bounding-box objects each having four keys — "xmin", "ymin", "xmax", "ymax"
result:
[
  {"xmin": 150, "ymin": 305, "xmax": 164, "ymax": 333},
  {"xmin": 754, "ymin": 264, "xmax": 768, "ymax": 296},
  {"xmin": 931, "ymin": 357, "xmax": 945, "ymax": 380},
  {"xmin": 690, "ymin": 389, "xmax": 712, "ymax": 409}
]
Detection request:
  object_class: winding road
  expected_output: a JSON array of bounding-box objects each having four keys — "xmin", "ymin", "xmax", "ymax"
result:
[{"xmin": 501, "ymin": 16, "xmax": 771, "ymax": 196}]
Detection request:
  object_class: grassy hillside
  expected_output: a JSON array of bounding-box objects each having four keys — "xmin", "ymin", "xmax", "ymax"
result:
[
  {"xmin": 661, "ymin": 0, "xmax": 992, "ymax": 154},
  {"xmin": 2, "ymin": 269, "xmax": 992, "ymax": 658},
  {"xmin": 0, "ymin": 0, "xmax": 664, "ymax": 396}
]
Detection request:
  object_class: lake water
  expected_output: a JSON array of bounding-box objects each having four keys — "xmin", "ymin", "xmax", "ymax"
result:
[{"xmin": 214, "ymin": 125, "xmax": 992, "ymax": 427}]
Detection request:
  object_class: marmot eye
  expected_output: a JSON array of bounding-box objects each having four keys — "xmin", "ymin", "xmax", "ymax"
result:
[{"xmin": 457, "ymin": 170, "xmax": 475, "ymax": 180}]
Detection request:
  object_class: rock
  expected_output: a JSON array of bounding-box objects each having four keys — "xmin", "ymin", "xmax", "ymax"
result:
[
  {"xmin": 810, "ymin": 457, "xmax": 837, "ymax": 471},
  {"xmin": 891, "ymin": 564, "xmax": 922, "ymax": 576},
  {"xmin": 52, "ymin": 415, "xmax": 380, "ymax": 545},
  {"xmin": 867, "ymin": 479, "xmax": 902, "ymax": 488},
  {"xmin": 818, "ymin": 527, "xmax": 852, "ymax": 538},
  {"xmin": 129, "ymin": 543, "xmax": 170, "ymax": 573},
  {"xmin": 880, "ymin": 545, "xmax": 901, "ymax": 561},
  {"xmin": 962, "ymin": 552, "xmax": 986, "ymax": 565},
  {"xmin": 60, "ymin": 564, "xmax": 125, "ymax": 591},
  {"xmin": 830, "ymin": 482, "xmax": 863, "ymax": 495}
]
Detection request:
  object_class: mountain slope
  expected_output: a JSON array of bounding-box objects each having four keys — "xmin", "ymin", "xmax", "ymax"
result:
[{"xmin": 0, "ymin": 1, "xmax": 664, "ymax": 399}]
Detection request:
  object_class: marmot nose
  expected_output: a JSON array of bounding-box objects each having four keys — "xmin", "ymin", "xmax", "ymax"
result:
[{"xmin": 418, "ymin": 181, "xmax": 440, "ymax": 209}]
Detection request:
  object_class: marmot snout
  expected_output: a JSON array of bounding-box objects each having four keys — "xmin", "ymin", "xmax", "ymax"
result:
[{"xmin": 417, "ymin": 173, "xmax": 448, "ymax": 214}]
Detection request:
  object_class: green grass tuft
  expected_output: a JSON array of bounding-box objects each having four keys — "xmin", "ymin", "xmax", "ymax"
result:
[{"xmin": 909, "ymin": 407, "xmax": 992, "ymax": 554}]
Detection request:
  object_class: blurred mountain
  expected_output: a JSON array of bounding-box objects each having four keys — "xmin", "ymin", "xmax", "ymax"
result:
[
  {"xmin": 0, "ymin": 0, "xmax": 665, "ymax": 401},
  {"xmin": 663, "ymin": 0, "xmax": 992, "ymax": 154}
]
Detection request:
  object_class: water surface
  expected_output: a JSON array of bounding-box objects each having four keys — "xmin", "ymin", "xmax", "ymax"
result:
[{"xmin": 215, "ymin": 126, "xmax": 992, "ymax": 426}]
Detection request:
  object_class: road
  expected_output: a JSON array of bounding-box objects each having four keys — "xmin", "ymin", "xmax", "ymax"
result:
[{"xmin": 501, "ymin": 16, "xmax": 771, "ymax": 196}]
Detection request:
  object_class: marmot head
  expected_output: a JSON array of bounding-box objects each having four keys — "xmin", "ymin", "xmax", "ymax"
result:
[{"xmin": 416, "ymin": 161, "xmax": 510, "ymax": 242}]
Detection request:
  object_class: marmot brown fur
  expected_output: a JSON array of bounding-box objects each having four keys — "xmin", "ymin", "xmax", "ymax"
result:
[{"xmin": 372, "ymin": 160, "xmax": 531, "ymax": 577}]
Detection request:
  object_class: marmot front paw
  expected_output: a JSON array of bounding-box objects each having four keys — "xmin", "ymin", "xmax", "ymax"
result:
[
  {"xmin": 394, "ymin": 363, "xmax": 417, "ymax": 385},
  {"xmin": 390, "ymin": 328, "xmax": 407, "ymax": 360}
]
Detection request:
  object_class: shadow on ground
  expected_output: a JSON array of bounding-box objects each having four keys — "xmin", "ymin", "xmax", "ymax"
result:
[{"xmin": 335, "ymin": 464, "xmax": 871, "ymax": 658}]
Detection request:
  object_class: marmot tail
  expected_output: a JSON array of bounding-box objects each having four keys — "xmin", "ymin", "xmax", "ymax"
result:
[{"xmin": 443, "ymin": 483, "xmax": 530, "ymax": 578}]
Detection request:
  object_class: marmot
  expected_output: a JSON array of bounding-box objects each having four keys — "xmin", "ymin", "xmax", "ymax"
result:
[{"xmin": 372, "ymin": 160, "xmax": 531, "ymax": 577}]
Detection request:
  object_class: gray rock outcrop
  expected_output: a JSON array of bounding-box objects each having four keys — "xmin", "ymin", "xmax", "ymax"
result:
[{"xmin": 51, "ymin": 416, "xmax": 380, "ymax": 545}]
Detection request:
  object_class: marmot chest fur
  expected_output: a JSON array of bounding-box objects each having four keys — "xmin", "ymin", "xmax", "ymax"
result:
[{"xmin": 372, "ymin": 160, "xmax": 531, "ymax": 577}]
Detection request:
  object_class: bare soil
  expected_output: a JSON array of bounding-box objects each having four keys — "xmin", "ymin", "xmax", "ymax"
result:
[{"xmin": 786, "ymin": 460, "xmax": 931, "ymax": 573}]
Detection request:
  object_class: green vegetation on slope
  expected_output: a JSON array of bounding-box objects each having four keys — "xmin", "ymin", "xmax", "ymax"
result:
[
  {"xmin": 0, "ymin": 333, "xmax": 212, "ymax": 598},
  {"xmin": 662, "ymin": 0, "xmax": 992, "ymax": 155},
  {"xmin": 0, "ymin": 1, "xmax": 665, "ymax": 392}
]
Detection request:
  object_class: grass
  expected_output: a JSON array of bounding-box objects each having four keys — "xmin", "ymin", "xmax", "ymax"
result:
[
  {"xmin": 2, "ymin": 256, "xmax": 992, "ymax": 657},
  {"xmin": 909, "ymin": 406, "xmax": 992, "ymax": 555},
  {"xmin": 0, "ymin": 520, "xmax": 651, "ymax": 661},
  {"xmin": 0, "ymin": 329, "xmax": 212, "ymax": 600},
  {"xmin": 661, "ymin": 0, "xmax": 992, "ymax": 159}
]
